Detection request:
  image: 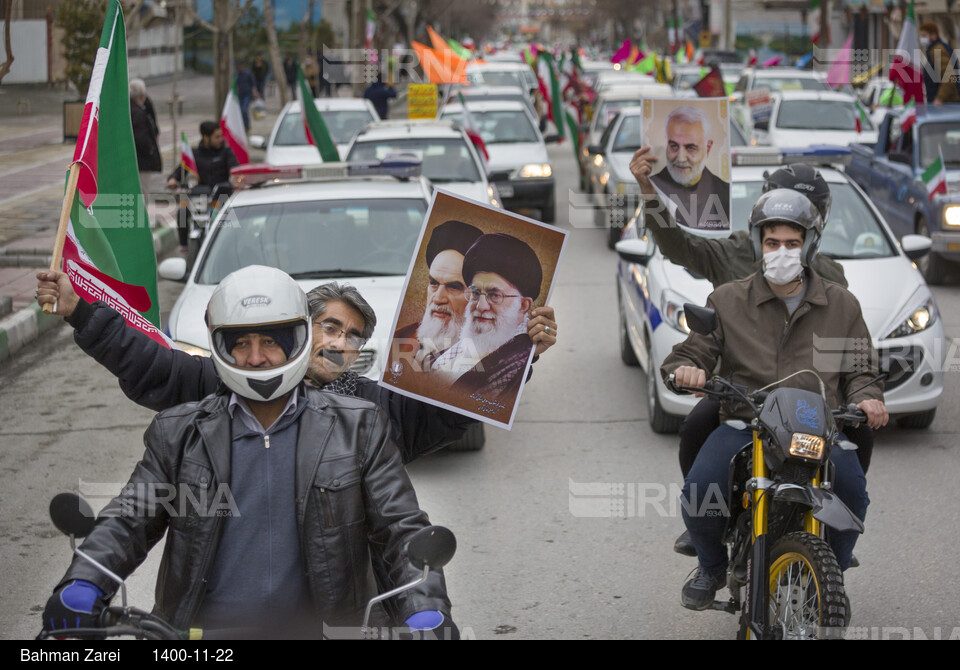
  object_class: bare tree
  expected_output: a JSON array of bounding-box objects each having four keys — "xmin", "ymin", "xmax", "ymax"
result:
[
  {"xmin": 262, "ymin": 0, "xmax": 288, "ymax": 105},
  {"xmin": 0, "ymin": 0, "xmax": 12, "ymax": 85},
  {"xmin": 184, "ymin": 0, "xmax": 255, "ymax": 114}
]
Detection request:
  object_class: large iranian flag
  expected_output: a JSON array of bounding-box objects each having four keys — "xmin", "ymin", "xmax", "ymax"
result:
[
  {"xmin": 296, "ymin": 65, "xmax": 339, "ymax": 162},
  {"xmin": 889, "ymin": 0, "xmax": 925, "ymax": 105},
  {"xmin": 62, "ymin": 0, "xmax": 168, "ymax": 347},
  {"xmin": 220, "ymin": 77, "xmax": 250, "ymax": 164},
  {"xmin": 457, "ymin": 92, "xmax": 489, "ymax": 167}
]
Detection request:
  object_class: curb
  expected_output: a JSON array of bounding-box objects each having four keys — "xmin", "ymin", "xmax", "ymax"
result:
[{"xmin": 0, "ymin": 225, "xmax": 178, "ymax": 366}]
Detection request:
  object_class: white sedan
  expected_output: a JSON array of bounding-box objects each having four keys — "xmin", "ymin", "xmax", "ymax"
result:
[
  {"xmin": 615, "ymin": 148, "xmax": 944, "ymax": 432},
  {"xmin": 748, "ymin": 90, "xmax": 879, "ymax": 148},
  {"xmin": 252, "ymin": 97, "xmax": 379, "ymax": 163},
  {"xmin": 158, "ymin": 162, "xmax": 432, "ymax": 382}
]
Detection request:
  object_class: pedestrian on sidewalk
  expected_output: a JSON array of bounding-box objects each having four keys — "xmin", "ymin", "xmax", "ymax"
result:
[
  {"xmin": 364, "ymin": 74, "xmax": 397, "ymax": 120},
  {"xmin": 130, "ymin": 78, "xmax": 162, "ymax": 200},
  {"xmin": 252, "ymin": 53, "xmax": 269, "ymax": 99},
  {"xmin": 283, "ymin": 53, "xmax": 298, "ymax": 98},
  {"xmin": 235, "ymin": 60, "xmax": 259, "ymax": 131}
]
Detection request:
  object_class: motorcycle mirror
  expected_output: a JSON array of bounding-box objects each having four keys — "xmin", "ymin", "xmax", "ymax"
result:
[
  {"xmin": 49, "ymin": 493, "xmax": 96, "ymax": 539},
  {"xmin": 683, "ymin": 304, "xmax": 718, "ymax": 336},
  {"xmin": 881, "ymin": 352, "xmax": 910, "ymax": 385},
  {"xmin": 407, "ymin": 526, "xmax": 457, "ymax": 571}
]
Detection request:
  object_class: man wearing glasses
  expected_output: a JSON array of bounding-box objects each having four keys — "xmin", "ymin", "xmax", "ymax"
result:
[{"xmin": 432, "ymin": 233, "xmax": 549, "ymax": 402}]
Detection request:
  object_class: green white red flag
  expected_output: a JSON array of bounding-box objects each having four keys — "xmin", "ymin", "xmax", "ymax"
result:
[
  {"xmin": 899, "ymin": 99, "xmax": 917, "ymax": 134},
  {"xmin": 889, "ymin": 0, "xmax": 925, "ymax": 105},
  {"xmin": 220, "ymin": 77, "xmax": 250, "ymax": 164},
  {"xmin": 854, "ymin": 99, "xmax": 870, "ymax": 133},
  {"xmin": 63, "ymin": 0, "xmax": 169, "ymax": 347},
  {"xmin": 180, "ymin": 131, "xmax": 198, "ymax": 178},
  {"xmin": 922, "ymin": 148, "xmax": 947, "ymax": 200},
  {"xmin": 296, "ymin": 65, "xmax": 340, "ymax": 162},
  {"xmin": 457, "ymin": 92, "xmax": 489, "ymax": 167},
  {"xmin": 365, "ymin": 9, "xmax": 376, "ymax": 49}
]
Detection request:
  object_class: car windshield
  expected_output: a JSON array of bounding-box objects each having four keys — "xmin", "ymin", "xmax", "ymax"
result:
[
  {"xmin": 729, "ymin": 180, "xmax": 896, "ymax": 259},
  {"xmin": 756, "ymin": 77, "xmax": 828, "ymax": 92},
  {"xmin": 348, "ymin": 138, "xmax": 482, "ymax": 182},
  {"xmin": 196, "ymin": 198, "xmax": 427, "ymax": 284},
  {"xmin": 274, "ymin": 109, "xmax": 374, "ymax": 145},
  {"xmin": 612, "ymin": 115, "xmax": 643, "ymax": 152},
  {"xmin": 442, "ymin": 109, "xmax": 539, "ymax": 144},
  {"xmin": 596, "ymin": 100, "xmax": 642, "ymax": 131},
  {"xmin": 775, "ymin": 100, "xmax": 873, "ymax": 131},
  {"xmin": 674, "ymin": 72, "xmax": 702, "ymax": 89},
  {"xmin": 470, "ymin": 70, "xmax": 527, "ymax": 89},
  {"xmin": 919, "ymin": 123, "xmax": 960, "ymax": 169}
]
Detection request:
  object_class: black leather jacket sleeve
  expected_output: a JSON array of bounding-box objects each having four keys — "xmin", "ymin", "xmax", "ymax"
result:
[{"xmin": 69, "ymin": 300, "xmax": 222, "ymax": 412}]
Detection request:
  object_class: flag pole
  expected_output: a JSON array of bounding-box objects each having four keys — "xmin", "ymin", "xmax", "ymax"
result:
[{"xmin": 44, "ymin": 162, "xmax": 82, "ymax": 314}]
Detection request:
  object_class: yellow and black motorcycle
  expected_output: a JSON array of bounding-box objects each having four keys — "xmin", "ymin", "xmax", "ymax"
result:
[{"xmin": 668, "ymin": 304, "xmax": 899, "ymax": 640}]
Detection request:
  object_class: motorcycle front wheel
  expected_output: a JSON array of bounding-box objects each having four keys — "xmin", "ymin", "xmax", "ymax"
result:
[{"xmin": 757, "ymin": 531, "xmax": 848, "ymax": 639}]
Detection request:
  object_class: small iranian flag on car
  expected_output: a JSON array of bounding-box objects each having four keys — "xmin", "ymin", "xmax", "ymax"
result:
[{"xmin": 922, "ymin": 148, "xmax": 947, "ymax": 201}]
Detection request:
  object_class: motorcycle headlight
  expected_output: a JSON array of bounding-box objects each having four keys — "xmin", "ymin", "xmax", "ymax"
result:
[
  {"xmin": 884, "ymin": 297, "xmax": 938, "ymax": 339},
  {"xmin": 660, "ymin": 290, "xmax": 690, "ymax": 335},
  {"xmin": 789, "ymin": 433, "xmax": 825, "ymax": 461},
  {"xmin": 943, "ymin": 205, "xmax": 960, "ymax": 228},
  {"xmin": 518, "ymin": 163, "xmax": 552, "ymax": 179},
  {"xmin": 174, "ymin": 341, "xmax": 211, "ymax": 357}
]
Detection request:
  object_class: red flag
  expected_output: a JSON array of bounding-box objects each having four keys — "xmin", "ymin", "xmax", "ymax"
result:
[{"xmin": 694, "ymin": 66, "xmax": 726, "ymax": 98}]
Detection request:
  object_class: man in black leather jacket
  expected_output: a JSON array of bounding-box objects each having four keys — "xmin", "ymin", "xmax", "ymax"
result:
[{"xmin": 42, "ymin": 267, "xmax": 453, "ymax": 637}]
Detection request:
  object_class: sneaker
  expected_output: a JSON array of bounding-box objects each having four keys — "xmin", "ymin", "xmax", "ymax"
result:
[
  {"xmin": 681, "ymin": 566, "xmax": 726, "ymax": 611},
  {"xmin": 674, "ymin": 530, "xmax": 696, "ymax": 557}
]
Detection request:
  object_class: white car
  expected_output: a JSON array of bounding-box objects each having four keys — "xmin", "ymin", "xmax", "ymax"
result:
[
  {"xmin": 253, "ymin": 97, "xmax": 379, "ymax": 163},
  {"xmin": 749, "ymin": 90, "xmax": 879, "ymax": 148},
  {"xmin": 732, "ymin": 67, "xmax": 829, "ymax": 98},
  {"xmin": 615, "ymin": 148, "xmax": 944, "ymax": 432},
  {"xmin": 466, "ymin": 61, "xmax": 538, "ymax": 97},
  {"xmin": 158, "ymin": 162, "xmax": 433, "ymax": 382},
  {"xmin": 438, "ymin": 99, "xmax": 556, "ymax": 222},
  {"xmin": 344, "ymin": 119, "xmax": 499, "ymax": 208}
]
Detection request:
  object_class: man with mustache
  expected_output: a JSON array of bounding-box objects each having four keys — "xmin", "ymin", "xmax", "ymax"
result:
[
  {"xmin": 650, "ymin": 105, "xmax": 730, "ymax": 230},
  {"xmin": 432, "ymin": 233, "xmax": 547, "ymax": 403},
  {"xmin": 393, "ymin": 220, "xmax": 483, "ymax": 371}
]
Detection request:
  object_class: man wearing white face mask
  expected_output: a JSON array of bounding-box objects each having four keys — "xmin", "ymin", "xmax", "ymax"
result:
[{"xmin": 661, "ymin": 189, "xmax": 888, "ymax": 610}]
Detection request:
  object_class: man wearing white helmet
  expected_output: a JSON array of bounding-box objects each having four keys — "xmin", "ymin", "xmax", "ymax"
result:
[{"xmin": 41, "ymin": 266, "xmax": 456, "ymax": 639}]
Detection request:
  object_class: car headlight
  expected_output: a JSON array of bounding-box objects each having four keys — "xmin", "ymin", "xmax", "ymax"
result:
[
  {"xmin": 174, "ymin": 341, "xmax": 211, "ymax": 357},
  {"xmin": 789, "ymin": 433, "xmax": 825, "ymax": 461},
  {"xmin": 884, "ymin": 297, "xmax": 938, "ymax": 339},
  {"xmin": 660, "ymin": 290, "xmax": 691, "ymax": 335},
  {"xmin": 518, "ymin": 163, "xmax": 552, "ymax": 179},
  {"xmin": 944, "ymin": 205, "xmax": 960, "ymax": 228}
]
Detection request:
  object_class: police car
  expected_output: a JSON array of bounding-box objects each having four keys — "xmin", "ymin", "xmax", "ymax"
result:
[
  {"xmin": 614, "ymin": 147, "xmax": 944, "ymax": 432},
  {"xmin": 157, "ymin": 158, "xmax": 432, "ymax": 382}
]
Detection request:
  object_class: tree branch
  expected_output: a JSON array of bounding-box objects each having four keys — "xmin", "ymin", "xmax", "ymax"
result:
[{"xmin": 0, "ymin": 0, "xmax": 14, "ymax": 84}]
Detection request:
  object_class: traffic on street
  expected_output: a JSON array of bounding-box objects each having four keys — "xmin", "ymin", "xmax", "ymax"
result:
[{"xmin": 2, "ymin": 0, "xmax": 960, "ymax": 643}]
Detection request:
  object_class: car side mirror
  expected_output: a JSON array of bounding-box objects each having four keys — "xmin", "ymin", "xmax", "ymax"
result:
[
  {"xmin": 586, "ymin": 144, "xmax": 603, "ymax": 155},
  {"xmin": 888, "ymin": 151, "xmax": 912, "ymax": 166},
  {"xmin": 158, "ymin": 257, "xmax": 188, "ymax": 282},
  {"xmin": 900, "ymin": 233, "xmax": 932, "ymax": 261},
  {"xmin": 543, "ymin": 133, "xmax": 560, "ymax": 143},
  {"xmin": 249, "ymin": 135, "xmax": 267, "ymax": 150},
  {"xmin": 615, "ymin": 238, "xmax": 653, "ymax": 265},
  {"xmin": 753, "ymin": 119, "xmax": 769, "ymax": 132}
]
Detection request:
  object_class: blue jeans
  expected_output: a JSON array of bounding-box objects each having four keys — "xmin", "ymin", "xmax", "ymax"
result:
[
  {"xmin": 239, "ymin": 94, "xmax": 252, "ymax": 130},
  {"xmin": 681, "ymin": 424, "xmax": 868, "ymax": 572}
]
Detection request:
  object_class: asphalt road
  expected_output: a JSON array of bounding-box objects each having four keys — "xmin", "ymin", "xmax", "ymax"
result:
[{"xmin": 2, "ymin": 142, "xmax": 960, "ymax": 640}]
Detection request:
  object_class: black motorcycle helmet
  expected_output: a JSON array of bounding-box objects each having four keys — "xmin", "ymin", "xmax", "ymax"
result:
[
  {"xmin": 748, "ymin": 190, "xmax": 824, "ymax": 266},
  {"xmin": 762, "ymin": 164, "xmax": 832, "ymax": 223}
]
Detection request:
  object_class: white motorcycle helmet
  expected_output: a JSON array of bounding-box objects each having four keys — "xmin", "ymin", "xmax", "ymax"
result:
[{"xmin": 206, "ymin": 265, "xmax": 311, "ymax": 401}]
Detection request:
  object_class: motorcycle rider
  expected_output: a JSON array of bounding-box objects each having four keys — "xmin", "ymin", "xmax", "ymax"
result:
[
  {"xmin": 41, "ymin": 266, "xmax": 456, "ymax": 638},
  {"xmin": 166, "ymin": 121, "xmax": 239, "ymax": 250},
  {"xmin": 629, "ymin": 146, "xmax": 875, "ymax": 555},
  {"xmin": 660, "ymin": 189, "xmax": 887, "ymax": 610}
]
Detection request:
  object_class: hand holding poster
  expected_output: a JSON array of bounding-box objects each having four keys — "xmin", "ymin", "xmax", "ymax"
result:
[
  {"xmin": 642, "ymin": 98, "xmax": 732, "ymax": 231},
  {"xmin": 380, "ymin": 191, "xmax": 567, "ymax": 429}
]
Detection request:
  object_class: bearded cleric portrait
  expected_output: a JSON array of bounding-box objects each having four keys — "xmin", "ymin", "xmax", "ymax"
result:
[
  {"xmin": 382, "ymin": 190, "xmax": 567, "ymax": 429},
  {"xmin": 644, "ymin": 99, "xmax": 731, "ymax": 231}
]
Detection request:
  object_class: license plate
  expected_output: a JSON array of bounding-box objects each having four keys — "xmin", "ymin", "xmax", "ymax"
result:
[
  {"xmin": 497, "ymin": 184, "xmax": 514, "ymax": 198},
  {"xmin": 947, "ymin": 243, "xmax": 960, "ymax": 252}
]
